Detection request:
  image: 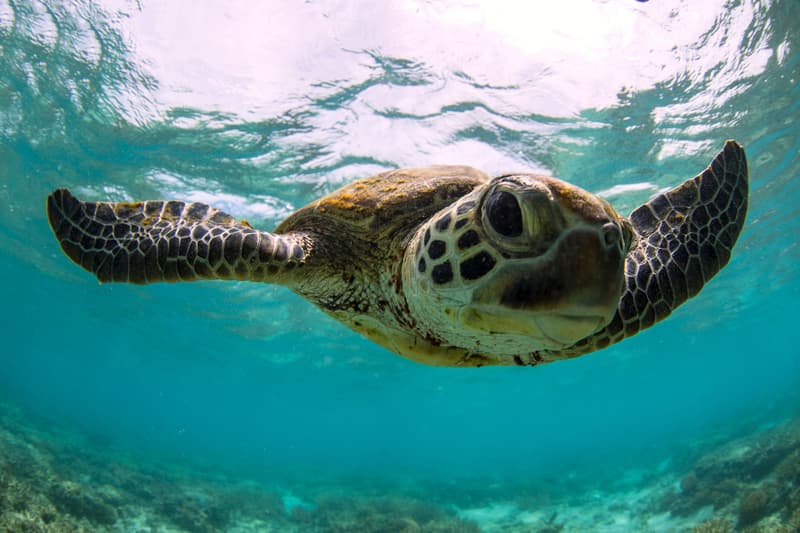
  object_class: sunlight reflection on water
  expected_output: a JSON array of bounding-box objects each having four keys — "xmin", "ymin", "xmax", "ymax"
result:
[{"xmin": 122, "ymin": 0, "xmax": 770, "ymax": 120}]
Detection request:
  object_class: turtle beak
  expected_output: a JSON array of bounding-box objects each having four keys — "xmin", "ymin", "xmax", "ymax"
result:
[
  {"xmin": 459, "ymin": 306, "xmax": 607, "ymax": 349},
  {"xmin": 467, "ymin": 226, "xmax": 625, "ymax": 347}
]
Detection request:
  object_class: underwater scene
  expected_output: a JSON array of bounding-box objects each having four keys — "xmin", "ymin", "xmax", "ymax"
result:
[{"xmin": 1, "ymin": 0, "xmax": 800, "ymax": 531}]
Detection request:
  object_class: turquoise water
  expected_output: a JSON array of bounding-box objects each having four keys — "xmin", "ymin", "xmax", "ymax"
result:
[{"xmin": 1, "ymin": 0, "xmax": 800, "ymax": 531}]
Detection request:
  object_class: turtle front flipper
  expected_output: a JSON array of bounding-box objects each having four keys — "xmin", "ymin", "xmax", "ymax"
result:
[
  {"xmin": 576, "ymin": 140, "xmax": 748, "ymax": 354},
  {"xmin": 46, "ymin": 189, "xmax": 308, "ymax": 284}
]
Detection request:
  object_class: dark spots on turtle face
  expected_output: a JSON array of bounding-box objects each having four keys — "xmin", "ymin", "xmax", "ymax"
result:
[
  {"xmin": 431, "ymin": 261, "xmax": 453, "ymax": 285},
  {"xmin": 454, "ymin": 218, "xmax": 468, "ymax": 230},
  {"xmin": 428, "ymin": 240, "xmax": 446, "ymax": 260},
  {"xmin": 267, "ymin": 264, "xmax": 279, "ymax": 276},
  {"xmin": 457, "ymin": 201, "xmax": 475, "ymax": 215},
  {"xmin": 457, "ymin": 229, "xmax": 481, "ymax": 250},
  {"xmin": 513, "ymin": 355, "xmax": 524, "ymax": 366},
  {"xmin": 423, "ymin": 228, "xmax": 431, "ymax": 245},
  {"xmin": 418, "ymin": 257, "xmax": 426, "ymax": 273},
  {"xmin": 460, "ymin": 251, "xmax": 496, "ymax": 281},
  {"xmin": 435, "ymin": 213, "xmax": 452, "ymax": 231}
]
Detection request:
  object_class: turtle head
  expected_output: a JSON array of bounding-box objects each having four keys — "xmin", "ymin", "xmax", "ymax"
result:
[{"xmin": 403, "ymin": 174, "xmax": 634, "ymax": 356}]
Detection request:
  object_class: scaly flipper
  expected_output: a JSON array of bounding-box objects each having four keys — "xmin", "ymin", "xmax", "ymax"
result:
[
  {"xmin": 46, "ymin": 189, "xmax": 309, "ymax": 284},
  {"xmin": 561, "ymin": 140, "xmax": 749, "ymax": 357}
]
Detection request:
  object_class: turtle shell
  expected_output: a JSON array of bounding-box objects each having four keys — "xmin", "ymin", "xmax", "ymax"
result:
[{"xmin": 276, "ymin": 165, "xmax": 489, "ymax": 256}]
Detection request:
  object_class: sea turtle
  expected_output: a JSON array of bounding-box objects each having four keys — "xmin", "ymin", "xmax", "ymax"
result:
[{"xmin": 47, "ymin": 140, "xmax": 748, "ymax": 367}]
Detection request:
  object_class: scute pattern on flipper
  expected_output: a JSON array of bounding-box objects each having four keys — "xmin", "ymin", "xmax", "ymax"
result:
[
  {"xmin": 619, "ymin": 141, "xmax": 747, "ymax": 328},
  {"xmin": 536, "ymin": 140, "xmax": 749, "ymax": 362},
  {"xmin": 47, "ymin": 189, "xmax": 307, "ymax": 284}
]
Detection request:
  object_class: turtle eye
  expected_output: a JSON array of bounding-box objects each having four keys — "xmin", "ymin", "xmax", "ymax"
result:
[{"xmin": 485, "ymin": 190, "xmax": 523, "ymax": 237}]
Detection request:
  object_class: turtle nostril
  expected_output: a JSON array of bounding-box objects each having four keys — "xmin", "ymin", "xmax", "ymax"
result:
[{"xmin": 602, "ymin": 223, "xmax": 620, "ymax": 249}]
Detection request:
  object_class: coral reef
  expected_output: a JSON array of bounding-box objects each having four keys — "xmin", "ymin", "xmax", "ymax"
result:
[
  {"xmin": 48, "ymin": 481, "xmax": 118, "ymax": 526},
  {"xmin": 654, "ymin": 417, "xmax": 800, "ymax": 531},
  {"xmin": 0, "ymin": 402, "xmax": 479, "ymax": 532},
  {"xmin": 691, "ymin": 517, "xmax": 733, "ymax": 533},
  {"xmin": 1, "ymin": 399, "xmax": 799, "ymax": 532},
  {"xmin": 737, "ymin": 489, "xmax": 769, "ymax": 527},
  {"xmin": 305, "ymin": 494, "xmax": 479, "ymax": 533}
]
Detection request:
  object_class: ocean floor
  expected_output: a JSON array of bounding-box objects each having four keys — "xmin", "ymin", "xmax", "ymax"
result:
[{"xmin": 1, "ymin": 401, "xmax": 799, "ymax": 532}]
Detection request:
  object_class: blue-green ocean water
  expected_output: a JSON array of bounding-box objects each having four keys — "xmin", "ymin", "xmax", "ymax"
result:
[{"xmin": 1, "ymin": 0, "xmax": 800, "ymax": 529}]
